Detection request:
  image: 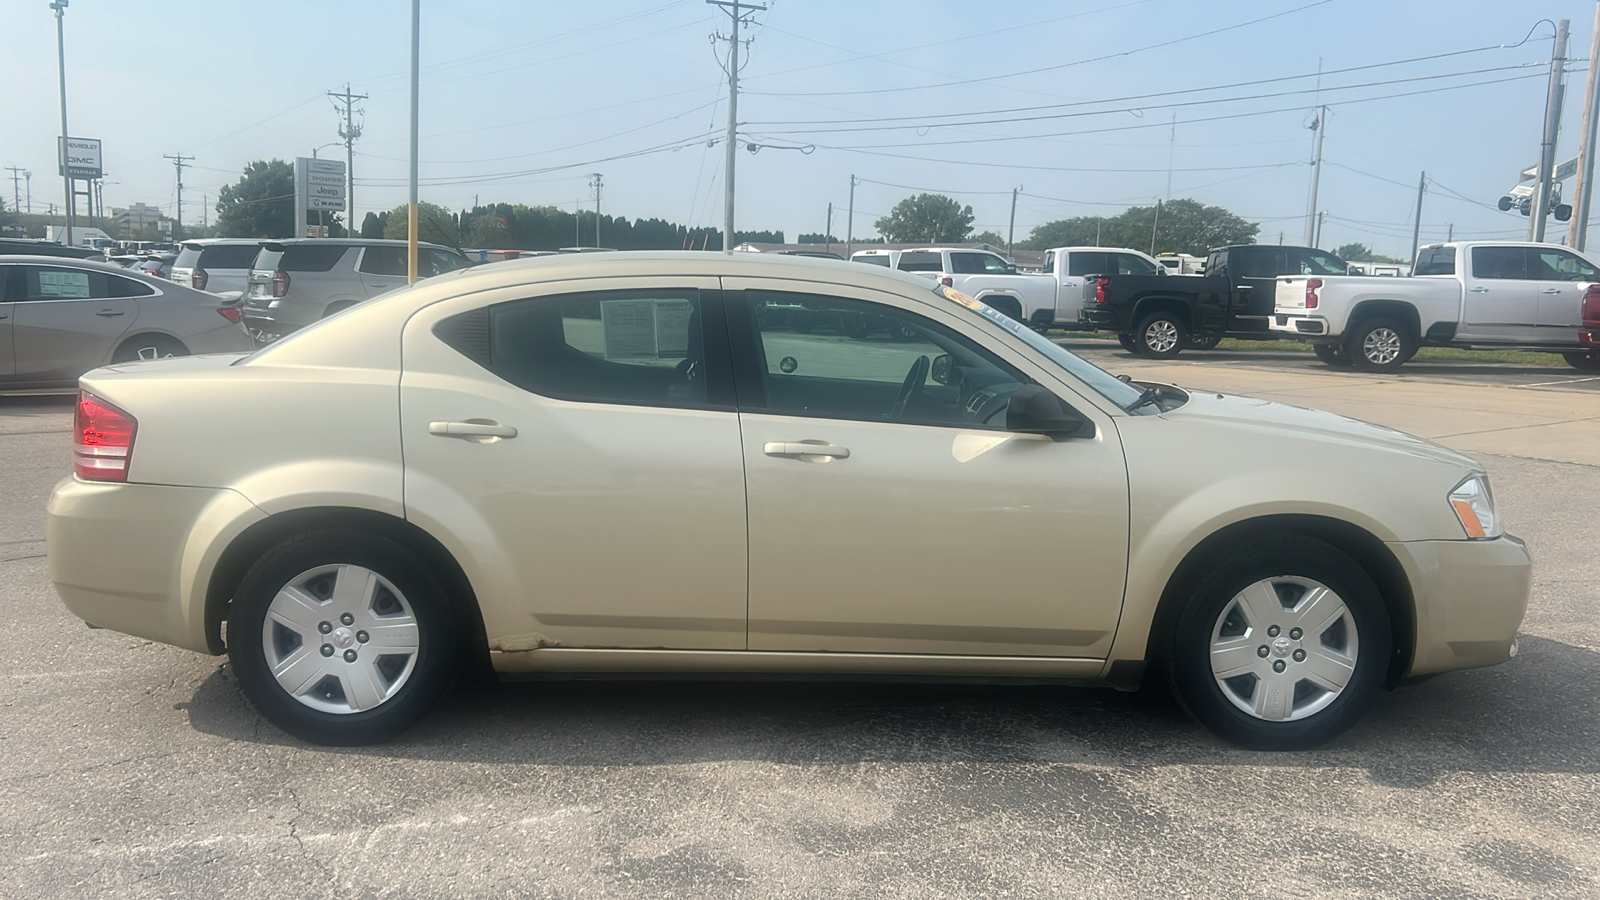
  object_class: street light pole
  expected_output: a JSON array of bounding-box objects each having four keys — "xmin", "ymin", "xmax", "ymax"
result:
[
  {"xmin": 51, "ymin": 0, "xmax": 72, "ymax": 246},
  {"xmin": 407, "ymin": 0, "xmax": 420, "ymax": 283}
]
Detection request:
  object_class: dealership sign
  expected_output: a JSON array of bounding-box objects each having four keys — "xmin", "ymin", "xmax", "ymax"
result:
[
  {"xmin": 295, "ymin": 156, "xmax": 347, "ymax": 212},
  {"xmin": 58, "ymin": 137, "xmax": 103, "ymax": 179}
]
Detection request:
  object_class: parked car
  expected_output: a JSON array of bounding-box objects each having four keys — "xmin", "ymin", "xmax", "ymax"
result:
[
  {"xmin": 1083, "ymin": 245, "xmax": 1349, "ymax": 358},
  {"xmin": 0, "ymin": 238, "xmax": 102, "ymax": 260},
  {"xmin": 849, "ymin": 248, "xmax": 899, "ymax": 268},
  {"xmin": 135, "ymin": 254, "xmax": 176, "ymax": 280},
  {"xmin": 243, "ymin": 238, "xmax": 471, "ymax": 343},
  {"xmin": 171, "ymin": 239, "xmax": 265, "ymax": 296},
  {"xmin": 1156, "ymin": 253, "xmax": 1207, "ymax": 275},
  {"xmin": 1273, "ymin": 241, "xmax": 1600, "ymax": 371},
  {"xmin": 0, "ymin": 255, "xmax": 253, "ymax": 389},
  {"xmin": 48, "ymin": 252, "xmax": 1529, "ymax": 749},
  {"xmin": 1581, "ymin": 282, "xmax": 1600, "ymax": 360}
]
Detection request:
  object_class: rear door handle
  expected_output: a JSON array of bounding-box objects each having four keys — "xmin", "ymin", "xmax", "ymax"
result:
[
  {"xmin": 1541, "ymin": 288, "xmax": 1562, "ymax": 294},
  {"xmin": 1468, "ymin": 287, "xmax": 1490, "ymax": 293},
  {"xmin": 95, "ymin": 309, "xmax": 125, "ymax": 317},
  {"xmin": 763, "ymin": 441, "xmax": 850, "ymax": 460},
  {"xmin": 428, "ymin": 420, "xmax": 518, "ymax": 439}
]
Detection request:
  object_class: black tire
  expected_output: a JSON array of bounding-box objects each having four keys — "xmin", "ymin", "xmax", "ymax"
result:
[
  {"xmin": 1344, "ymin": 317, "xmax": 1414, "ymax": 372},
  {"xmin": 988, "ymin": 297, "xmax": 1023, "ymax": 323},
  {"xmin": 1166, "ymin": 534, "xmax": 1392, "ymax": 750},
  {"xmin": 111, "ymin": 333, "xmax": 188, "ymax": 363},
  {"xmin": 228, "ymin": 529, "xmax": 460, "ymax": 745},
  {"xmin": 1563, "ymin": 350, "xmax": 1600, "ymax": 371},
  {"xmin": 1117, "ymin": 334, "xmax": 1139, "ymax": 354},
  {"xmin": 1187, "ymin": 333, "xmax": 1222, "ymax": 351},
  {"xmin": 1312, "ymin": 343, "xmax": 1352, "ymax": 367},
  {"xmin": 1134, "ymin": 311, "xmax": 1188, "ymax": 359}
]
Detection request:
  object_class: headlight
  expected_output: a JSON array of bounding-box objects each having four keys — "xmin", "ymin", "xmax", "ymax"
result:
[{"xmin": 1449, "ymin": 474, "xmax": 1500, "ymax": 539}]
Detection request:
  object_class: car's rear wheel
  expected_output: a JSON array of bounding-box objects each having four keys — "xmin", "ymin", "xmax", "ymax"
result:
[
  {"xmin": 228, "ymin": 529, "xmax": 459, "ymax": 745},
  {"xmin": 1345, "ymin": 317, "xmax": 1414, "ymax": 372},
  {"xmin": 111, "ymin": 334, "xmax": 188, "ymax": 363},
  {"xmin": 1134, "ymin": 312, "xmax": 1187, "ymax": 359},
  {"xmin": 1167, "ymin": 535, "xmax": 1391, "ymax": 750},
  {"xmin": 1563, "ymin": 350, "xmax": 1600, "ymax": 371},
  {"xmin": 1313, "ymin": 343, "xmax": 1352, "ymax": 367}
]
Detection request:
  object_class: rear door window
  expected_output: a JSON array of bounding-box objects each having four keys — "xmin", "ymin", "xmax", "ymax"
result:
[
  {"xmin": 281, "ymin": 245, "xmax": 349, "ymax": 272},
  {"xmin": 854, "ymin": 254, "xmax": 892, "ymax": 267},
  {"xmin": 1471, "ymin": 246, "xmax": 1527, "ymax": 280},
  {"xmin": 1231, "ymin": 248, "xmax": 1282, "ymax": 278},
  {"xmin": 19, "ymin": 265, "xmax": 103, "ymax": 300},
  {"xmin": 359, "ymin": 246, "xmax": 410, "ymax": 276},
  {"xmin": 1413, "ymin": 247, "xmax": 1455, "ymax": 276},
  {"xmin": 1066, "ymin": 252, "xmax": 1107, "ymax": 276}
]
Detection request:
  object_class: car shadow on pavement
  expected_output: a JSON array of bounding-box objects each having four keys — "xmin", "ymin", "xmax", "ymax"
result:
[{"xmin": 182, "ymin": 634, "xmax": 1598, "ymax": 780}]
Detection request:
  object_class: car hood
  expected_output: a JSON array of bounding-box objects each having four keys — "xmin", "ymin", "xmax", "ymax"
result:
[{"xmin": 1154, "ymin": 388, "xmax": 1480, "ymax": 471}]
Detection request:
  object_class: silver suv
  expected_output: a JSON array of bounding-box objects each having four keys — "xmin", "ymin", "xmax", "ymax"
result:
[
  {"xmin": 171, "ymin": 239, "xmax": 265, "ymax": 297},
  {"xmin": 243, "ymin": 238, "xmax": 470, "ymax": 342}
]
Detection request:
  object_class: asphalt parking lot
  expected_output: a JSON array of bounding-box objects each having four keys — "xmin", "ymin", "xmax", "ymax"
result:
[{"xmin": 3, "ymin": 348, "xmax": 1598, "ymax": 899}]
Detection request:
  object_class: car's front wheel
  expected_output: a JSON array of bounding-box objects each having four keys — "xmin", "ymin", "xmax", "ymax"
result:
[
  {"xmin": 1167, "ymin": 535, "xmax": 1391, "ymax": 750},
  {"xmin": 228, "ymin": 529, "xmax": 459, "ymax": 745}
]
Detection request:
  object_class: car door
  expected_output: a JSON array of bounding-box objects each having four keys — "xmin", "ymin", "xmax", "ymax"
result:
[
  {"xmin": 0, "ymin": 266, "xmax": 14, "ymax": 378},
  {"xmin": 723, "ymin": 279, "xmax": 1130, "ymax": 658},
  {"xmin": 1228, "ymin": 247, "xmax": 1284, "ymax": 318},
  {"xmin": 399, "ymin": 276, "xmax": 751, "ymax": 652},
  {"xmin": 356, "ymin": 246, "xmax": 408, "ymax": 297},
  {"xmin": 10, "ymin": 263, "xmax": 139, "ymax": 382},
  {"xmin": 1462, "ymin": 245, "xmax": 1541, "ymax": 340},
  {"xmin": 1528, "ymin": 246, "xmax": 1597, "ymax": 337}
]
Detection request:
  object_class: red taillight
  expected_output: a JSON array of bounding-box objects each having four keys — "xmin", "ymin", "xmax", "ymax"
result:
[
  {"xmin": 1096, "ymin": 277, "xmax": 1109, "ymax": 304},
  {"xmin": 1305, "ymin": 277, "xmax": 1322, "ymax": 309},
  {"xmin": 74, "ymin": 391, "xmax": 137, "ymax": 482},
  {"xmin": 217, "ymin": 307, "xmax": 243, "ymax": 324},
  {"xmin": 272, "ymin": 270, "xmax": 290, "ymax": 298},
  {"xmin": 1583, "ymin": 284, "xmax": 1600, "ymax": 326},
  {"xmin": 940, "ymin": 276, "xmax": 953, "ymax": 287},
  {"xmin": 191, "ymin": 267, "xmax": 208, "ymax": 291}
]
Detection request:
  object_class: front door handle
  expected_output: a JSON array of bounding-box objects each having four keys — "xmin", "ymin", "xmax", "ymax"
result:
[
  {"xmin": 1468, "ymin": 287, "xmax": 1490, "ymax": 293},
  {"xmin": 1542, "ymin": 288, "xmax": 1562, "ymax": 294},
  {"xmin": 763, "ymin": 441, "xmax": 850, "ymax": 460},
  {"xmin": 95, "ymin": 309, "xmax": 125, "ymax": 317},
  {"xmin": 428, "ymin": 420, "xmax": 518, "ymax": 439}
]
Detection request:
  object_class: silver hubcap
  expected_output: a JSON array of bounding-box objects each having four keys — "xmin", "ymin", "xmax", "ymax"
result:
[
  {"xmin": 1145, "ymin": 320, "xmax": 1179, "ymax": 353},
  {"xmin": 261, "ymin": 564, "xmax": 420, "ymax": 715},
  {"xmin": 1208, "ymin": 576, "xmax": 1359, "ymax": 722},
  {"xmin": 135, "ymin": 346, "xmax": 175, "ymax": 361},
  {"xmin": 1361, "ymin": 327, "xmax": 1401, "ymax": 365}
]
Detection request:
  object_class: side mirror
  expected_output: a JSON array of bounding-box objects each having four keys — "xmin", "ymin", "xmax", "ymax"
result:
[
  {"xmin": 930, "ymin": 353, "xmax": 954, "ymax": 385},
  {"xmin": 1006, "ymin": 385, "xmax": 1086, "ymax": 438}
]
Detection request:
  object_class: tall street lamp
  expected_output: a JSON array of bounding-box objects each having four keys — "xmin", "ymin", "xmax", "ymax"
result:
[{"xmin": 51, "ymin": 0, "xmax": 72, "ymax": 246}]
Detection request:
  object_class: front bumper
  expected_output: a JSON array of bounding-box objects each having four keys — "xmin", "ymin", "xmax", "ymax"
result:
[
  {"xmin": 1270, "ymin": 313, "xmax": 1328, "ymax": 336},
  {"xmin": 1389, "ymin": 534, "xmax": 1531, "ymax": 677},
  {"xmin": 47, "ymin": 478, "xmax": 265, "ymax": 654}
]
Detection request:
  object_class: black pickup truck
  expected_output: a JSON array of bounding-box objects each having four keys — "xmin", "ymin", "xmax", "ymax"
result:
[{"xmin": 1080, "ymin": 244, "xmax": 1348, "ymax": 358}]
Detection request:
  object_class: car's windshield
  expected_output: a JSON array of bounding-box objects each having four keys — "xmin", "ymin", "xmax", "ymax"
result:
[{"xmin": 932, "ymin": 285, "xmax": 1148, "ymax": 410}]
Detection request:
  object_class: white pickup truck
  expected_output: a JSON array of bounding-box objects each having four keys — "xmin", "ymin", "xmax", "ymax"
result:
[
  {"xmin": 1272, "ymin": 241, "xmax": 1600, "ymax": 371},
  {"xmin": 853, "ymin": 245, "xmax": 1167, "ymax": 328}
]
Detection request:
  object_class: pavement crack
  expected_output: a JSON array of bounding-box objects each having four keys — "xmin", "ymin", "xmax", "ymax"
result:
[{"xmin": 284, "ymin": 785, "xmax": 338, "ymax": 888}]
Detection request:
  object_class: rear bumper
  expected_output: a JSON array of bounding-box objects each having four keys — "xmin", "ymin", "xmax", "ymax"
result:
[
  {"xmin": 1389, "ymin": 534, "xmax": 1531, "ymax": 677},
  {"xmin": 47, "ymin": 478, "xmax": 266, "ymax": 654},
  {"xmin": 1079, "ymin": 307, "xmax": 1117, "ymax": 328},
  {"xmin": 1270, "ymin": 313, "xmax": 1328, "ymax": 336}
]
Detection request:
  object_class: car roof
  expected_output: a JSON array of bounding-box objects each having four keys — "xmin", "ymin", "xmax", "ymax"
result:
[
  {"xmin": 180, "ymin": 238, "xmax": 266, "ymax": 248},
  {"xmin": 259, "ymin": 238, "xmax": 456, "ymax": 251}
]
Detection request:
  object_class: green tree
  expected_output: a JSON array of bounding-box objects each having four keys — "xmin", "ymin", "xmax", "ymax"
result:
[
  {"xmin": 972, "ymin": 230, "xmax": 1005, "ymax": 246},
  {"xmin": 0, "ymin": 198, "xmax": 16, "ymax": 235},
  {"xmin": 1334, "ymin": 242, "xmax": 1373, "ymax": 261},
  {"xmin": 360, "ymin": 211, "xmax": 389, "ymax": 239},
  {"xmin": 383, "ymin": 202, "xmax": 463, "ymax": 249},
  {"xmin": 215, "ymin": 160, "xmax": 296, "ymax": 238},
  {"xmin": 875, "ymin": 194, "xmax": 974, "ymax": 243},
  {"xmin": 1022, "ymin": 199, "xmax": 1258, "ymax": 256},
  {"xmin": 797, "ymin": 232, "xmax": 840, "ymax": 244}
]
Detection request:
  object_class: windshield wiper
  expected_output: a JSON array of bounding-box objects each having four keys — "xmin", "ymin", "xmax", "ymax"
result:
[{"xmin": 1126, "ymin": 384, "xmax": 1162, "ymax": 413}]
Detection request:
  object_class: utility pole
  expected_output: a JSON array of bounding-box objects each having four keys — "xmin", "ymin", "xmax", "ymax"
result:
[
  {"xmin": 1409, "ymin": 171, "xmax": 1427, "ymax": 265},
  {"xmin": 709, "ymin": 0, "xmax": 765, "ymax": 253},
  {"xmin": 164, "ymin": 154, "xmax": 192, "ymax": 242},
  {"xmin": 1447, "ymin": 222, "xmax": 1454, "ymax": 242},
  {"xmin": 1150, "ymin": 199, "xmax": 1162, "ymax": 256},
  {"xmin": 589, "ymin": 173, "xmax": 603, "ymax": 247},
  {"xmin": 25, "ymin": 170, "xmax": 32, "ymax": 213},
  {"xmin": 1570, "ymin": 5, "xmax": 1600, "ymax": 250},
  {"xmin": 1165, "ymin": 113, "xmax": 1177, "ymax": 200},
  {"xmin": 845, "ymin": 174, "xmax": 856, "ymax": 257},
  {"xmin": 1315, "ymin": 210, "xmax": 1328, "ymax": 248},
  {"xmin": 6, "ymin": 167, "xmax": 22, "ymax": 213},
  {"xmin": 1531, "ymin": 18, "xmax": 1570, "ymax": 242},
  {"xmin": 52, "ymin": 0, "xmax": 72, "ymax": 245},
  {"xmin": 407, "ymin": 0, "xmax": 420, "ymax": 283},
  {"xmin": 1304, "ymin": 105, "xmax": 1327, "ymax": 246},
  {"xmin": 825, "ymin": 202, "xmax": 832, "ymax": 256},
  {"xmin": 1007, "ymin": 186, "xmax": 1020, "ymax": 256},
  {"xmin": 575, "ymin": 199, "xmax": 581, "ymax": 247},
  {"xmin": 203, "ymin": 193, "xmax": 208, "ymax": 232},
  {"xmin": 328, "ymin": 83, "xmax": 367, "ymax": 230}
]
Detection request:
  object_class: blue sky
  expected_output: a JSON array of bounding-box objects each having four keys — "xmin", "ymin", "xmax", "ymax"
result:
[{"xmin": 0, "ymin": 0, "xmax": 1593, "ymax": 256}]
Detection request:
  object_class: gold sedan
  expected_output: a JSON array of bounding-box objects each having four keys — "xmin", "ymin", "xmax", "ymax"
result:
[{"xmin": 46, "ymin": 252, "xmax": 1530, "ymax": 748}]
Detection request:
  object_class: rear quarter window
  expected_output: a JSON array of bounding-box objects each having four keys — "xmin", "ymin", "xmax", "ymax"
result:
[
  {"xmin": 174, "ymin": 246, "xmax": 204, "ymax": 268},
  {"xmin": 896, "ymin": 251, "xmax": 945, "ymax": 273},
  {"xmin": 200, "ymin": 244, "xmax": 262, "ymax": 268}
]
